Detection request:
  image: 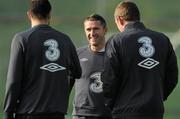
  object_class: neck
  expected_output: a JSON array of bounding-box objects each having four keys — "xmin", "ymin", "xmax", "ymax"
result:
[
  {"xmin": 90, "ymin": 42, "xmax": 105, "ymax": 52},
  {"xmin": 31, "ymin": 19, "xmax": 50, "ymax": 27}
]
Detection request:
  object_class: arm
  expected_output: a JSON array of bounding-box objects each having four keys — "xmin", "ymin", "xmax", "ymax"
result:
[
  {"xmin": 68, "ymin": 75, "xmax": 75, "ymax": 94},
  {"xmin": 4, "ymin": 34, "xmax": 24, "ymax": 119},
  {"xmin": 102, "ymin": 37, "xmax": 122, "ymax": 110},
  {"xmin": 163, "ymin": 40, "xmax": 178, "ymax": 101},
  {"xmin": 67, "ymin": 39, "xmax": 82, "ymax": 93}
]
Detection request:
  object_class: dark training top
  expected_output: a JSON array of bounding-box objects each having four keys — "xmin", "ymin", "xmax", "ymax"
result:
[
  {"xmin": 73, "ymin": 46, "xmax": 110, "ymax": 117},
  {"xmin": 103, "ymin": 22, "xmax": 178, "ymax": 118},
  {"xmin": 4, "ymin": 25, "xmax": 81, "ymax": 118}
]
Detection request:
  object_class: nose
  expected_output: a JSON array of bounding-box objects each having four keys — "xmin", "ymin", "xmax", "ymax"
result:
[{"xmin": 90, "ymin": 30, "xmax": 95, "ymax": 36}]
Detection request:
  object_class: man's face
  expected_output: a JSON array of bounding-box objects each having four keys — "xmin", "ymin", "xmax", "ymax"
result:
[{"xmin": 84, "ymin": 20, "xmax": 107, "ymax": 47}]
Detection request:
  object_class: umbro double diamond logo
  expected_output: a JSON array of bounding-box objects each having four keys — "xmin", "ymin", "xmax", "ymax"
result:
[
  {"xmin": 40, "ymin": 63, "xmax": 66, "ymax": 72},
  {"xmin": 138, "ymin": 58, "xmax": 159, "ymax": 69}
]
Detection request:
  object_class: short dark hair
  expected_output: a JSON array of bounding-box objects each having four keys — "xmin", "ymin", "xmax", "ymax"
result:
[
  {"xmin": 84, "ymin": 14, "xmax": 107, "ymax": 28},
  {"xmin": 114, "ymin": 1, "xmax": 140, "ymax": 21},
  {"xmin": 29, "ymin": 0, "xmax": 51, "ymax": 20}
]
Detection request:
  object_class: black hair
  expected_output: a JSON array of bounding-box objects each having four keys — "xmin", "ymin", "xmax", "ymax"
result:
[
  {"xmin": 84, "ymin": 14, "xmax": 107, "ymax": 28},
  {"xmin": 29, "ymin": 0, "xmax": 51, "ymax": 20}
]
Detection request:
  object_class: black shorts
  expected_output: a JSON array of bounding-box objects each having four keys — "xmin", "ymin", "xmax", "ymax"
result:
[{"xmin": 15, "ymin": 113, "xmax": 64, "ymax": 119}]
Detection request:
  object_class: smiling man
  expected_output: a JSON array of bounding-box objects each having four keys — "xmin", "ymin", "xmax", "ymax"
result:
[{"xmin": 72, "ymin": 14, "xmax": 111, "ymax": 119}]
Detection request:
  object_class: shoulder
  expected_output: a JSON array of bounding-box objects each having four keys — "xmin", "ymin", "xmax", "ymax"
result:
[
  {"xmin": 12, "ymin": 30, "xmax": 29, "ymax": 45},
  {"xmin": 12, "ymin": 27, "xmax": 39, "ymax": 44},
  {"xmin": 148, "ymin": 28, "xmax": 169, "ymax": 38},
  {"xmin": 106, "ymin": 33, "xmax": 123, "ymax": 47},
  {"xmin": 51, "ymin": 28, "xmax": 72, "ymax": 41},
  {"xmin": 54, "ymin": 29, "xmax": 70, "ymax": 38},
  {"xmin": 77, "ymin": 46, "xmax": 89, "ymax": 55},
  {"xmin": 50, "ymin": 27, "xmax": 78, "ymax": 48},
  {"xmin": 17, "ymin": 27, "xmax": 37, "ymax": 39},
  {"xmin": 146, "ymin": 29, "xmax": 170, "ymax": 44}
]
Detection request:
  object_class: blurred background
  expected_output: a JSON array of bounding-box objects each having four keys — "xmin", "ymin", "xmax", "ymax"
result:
[{"xmin": 0, "ymin": 0, "xmax": 180, "ymax": 119}]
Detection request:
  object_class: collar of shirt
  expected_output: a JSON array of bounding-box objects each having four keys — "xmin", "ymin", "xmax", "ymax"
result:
[{"xmin": 98, "ymin": 47, "xmax": 105, "ymax": 52}]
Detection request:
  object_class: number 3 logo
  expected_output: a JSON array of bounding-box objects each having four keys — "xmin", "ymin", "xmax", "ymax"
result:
[
  {"xmin": 138, "ymin": 36, "xmax": 155, "ymax": 58},
  {"xmin": 44, "ymin": 39, "xmax": 60, "ymax": 61},
  {"xmin": 90, "ymin": 72, "xmax": 103, "ymax": 93}
]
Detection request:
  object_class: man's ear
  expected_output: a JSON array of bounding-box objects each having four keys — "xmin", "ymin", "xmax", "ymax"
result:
[
  {"xmin": 104, "ymin": 27, "xmax": 108, "ymax": 33},
  {"xmin": 27, "ymin": 11, "xmax": 31, "ymax": 20},
  {"xmin": 118, "ymin": 16, "xmax": 125, "ymax": 26},
  {"xmin": 27, "ymin": 11, "xmax": 34, "ymax": 20}
]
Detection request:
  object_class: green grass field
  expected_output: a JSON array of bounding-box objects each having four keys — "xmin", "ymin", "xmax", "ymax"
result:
[{"xmin": 0, "ymin": 0, "xmax": 180, "ymax": 119}]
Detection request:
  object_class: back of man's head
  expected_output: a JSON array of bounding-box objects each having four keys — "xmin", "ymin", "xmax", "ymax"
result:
[
  {"xmin": 29, "ymin": 0, "xmax": 51, "ymax": 20},
  {"xmin": 114, "ymin": 1, "xmax": 140, "ymax": 22}
]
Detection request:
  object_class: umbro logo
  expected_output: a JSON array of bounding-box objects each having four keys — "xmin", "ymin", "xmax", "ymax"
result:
[
  {"xmin": 138, "ymin": 58, "xmax": 159, "ymax": 69},
  {"xmin": 40, "ymin": 63, "xmax": 66, "ymax": 72},
  {"xmin": 80, "ymin": 58, "xmax": 88, "ymax": 62}
]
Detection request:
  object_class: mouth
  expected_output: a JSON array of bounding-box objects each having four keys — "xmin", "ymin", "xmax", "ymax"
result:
[
  {"xmin": 90, "ymin": 36, "xmax": 98, "ymax": 40},
  {"xmin": 90, "ymin": 39, "xmax": 97, "ymax": 43}
]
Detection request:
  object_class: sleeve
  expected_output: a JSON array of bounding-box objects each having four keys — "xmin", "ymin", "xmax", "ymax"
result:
[
  {"xmin": 67, "ymin": 39, "xmax": 82, "ymax": 92},
  {"xmin": 163, "ymin": 40, "xmax": 178, "ymax": 101},
  {"xmin": 102, "ymin": 37, "xmax": 122, "ymax": 110},
  {"xmin": 4, "ymin": 34, "xmax": 24, "ymax": 119}
]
